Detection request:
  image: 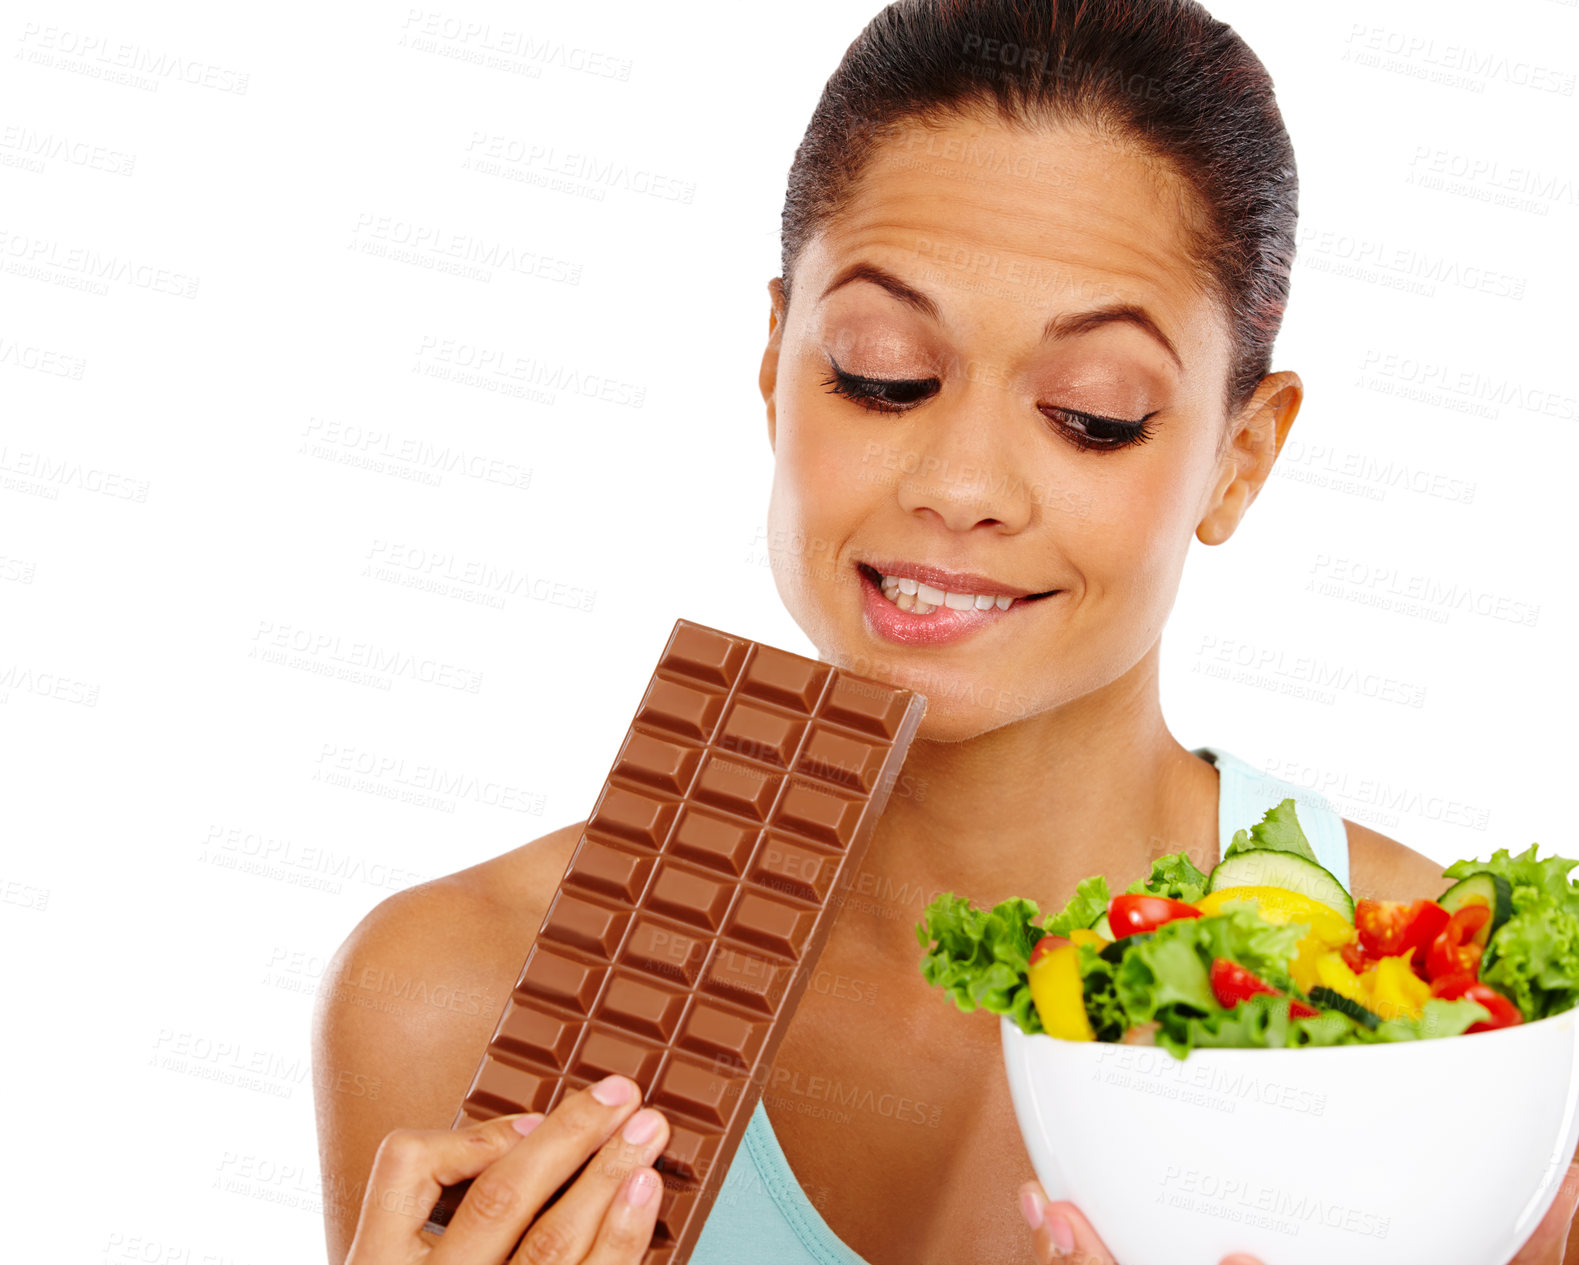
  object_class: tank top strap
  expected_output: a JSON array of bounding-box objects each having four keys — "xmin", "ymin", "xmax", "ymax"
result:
[
  {"xmin": 690, "ymin": 1100, "xmax": 872, "ymax": 1265},
  {"xmin": 1192, "ymin": 745, "xmax": 1351, "ymax": 892}
]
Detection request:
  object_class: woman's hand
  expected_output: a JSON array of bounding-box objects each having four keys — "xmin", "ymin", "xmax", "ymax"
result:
[
  {"xmin": 1018, "ymin": 1185, "xmax": 1259, "ymax": 1265},
  {"xmin": 1512, "ymin": 1162, "xmax": 1579, "ymax": 1264},
  {"xmin": 1020, "ymin": 1165, "xmax": 1579, "ymax": 1265},
  {"xmin": 347, "ymin": 1074, "xmax": 670, "ymax": 1264}
]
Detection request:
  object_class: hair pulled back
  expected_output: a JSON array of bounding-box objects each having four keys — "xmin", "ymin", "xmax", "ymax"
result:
[{"xmin": 782, "ymin": 0, "xmax": 1298, "ymax": 411}]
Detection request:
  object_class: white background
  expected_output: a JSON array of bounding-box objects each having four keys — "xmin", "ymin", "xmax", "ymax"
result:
[{"xmin": 2, "ymin": 1, "xmax": 1575, "ymax": 1260}]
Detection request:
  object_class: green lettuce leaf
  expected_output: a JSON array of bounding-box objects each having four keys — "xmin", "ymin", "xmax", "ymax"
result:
[
  {"xmin": 1370, "ymin": 997, "xmax": 1491, "ymax": 1042},
  {"xmin": 1154, "ymin": 990, "xmax": 1490, "ymax": 1057},
  {"xmin": 1479, "ymin": 910, "xmax": 1579, "ymax": 1022},
  {"xmin": 1444, "ymin": 846, "xmax": 1579, "ymax": 1021},
  {"xmin": 1224, "ymin": 797, "xmax": 1318, "ymax": 865},
  {"xmin": 1442, "ymin": 844, "xmax": 1579, "ymax": 908},
  {"xmin": 1045, "ymin": 874, "xmax": 1111, "ymax": 936},
  {"xmin": 1191, "ymin": 906, "xmax": 1305, "ymax": 988},
  {"xmin": 1162, "ymin": 993, "xmax": 1297, "ymax": 1054},
  {"xmin": 1125, "ymin": 851, "xmax": 1210, "ymax": 904},
  {"xmin": 1077, "ymin": 944, "xmax": 1128, "ymax": 1041},
  {"xmin": 1289, "ymin": 1009, "xmax": 1364, "ymax": 1047},
  {"xmin": 916, "ymin": 893, "xmax": 1047, "ymax": 1033},
  {"xmin": 1114, "ymin": 907, "xmax": 1304, "ymax": 1026},
  {"xmin": 1116, "ymin": 929, "xmax": 1217, "ymax": 1020}
]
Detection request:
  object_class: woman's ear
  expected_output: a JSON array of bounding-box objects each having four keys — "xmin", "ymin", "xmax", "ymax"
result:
[
  {"xmin": 760, "ymin": 277, "xmax": 787, "ymax": 451},
  {"xmin": 1195, "ymin": 370, "xmax": 1303, "ymax": 545}
]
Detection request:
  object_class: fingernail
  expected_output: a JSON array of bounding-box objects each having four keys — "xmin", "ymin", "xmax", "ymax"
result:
[
  {"xmin": 622, "ymin": 1108, "xmax": 662, "ymax": 1145},
  {"xmin": 591, "ymin": 1075, "xmax": 633, "ymax": 1106},
  {"xmin": 511, "ymin": 1113, "xmax": 544, "ymax": 1137},
  {"xmin": 1019, "ymin": 1187, "xmax": 1043, "ymax": 1230},
  {"xmin": 1047, "ymin": 1212, "xmax": 1075, "ymax": 1255},
  {"xmin": 625, "ymin": 1169, "xmax": 659, "ymax": 1208}
]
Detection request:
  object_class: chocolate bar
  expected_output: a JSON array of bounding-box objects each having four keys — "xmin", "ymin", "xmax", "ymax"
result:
[{"xmin": 426, "ymin": 619, "xmax": 925, "ymax": 1261}]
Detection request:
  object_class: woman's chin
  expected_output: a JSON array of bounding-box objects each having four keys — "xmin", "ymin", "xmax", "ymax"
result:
[
  {"xmin": 908, "ymin": 696, "xmax": 1039, "ymax": 744},
  {"xmin": 903, "ymin": 713, "xmax": 1000, "ymax": 745}
]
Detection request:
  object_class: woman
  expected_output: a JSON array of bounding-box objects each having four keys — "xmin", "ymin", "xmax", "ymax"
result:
[{"xmin": 313, "ymin": 1, "xmax": 1579, "ymax": 1261}]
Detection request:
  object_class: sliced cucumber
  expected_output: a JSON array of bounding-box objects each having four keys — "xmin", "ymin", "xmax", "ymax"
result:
[
  {"xmin": 1206, "ymin": 851, "xmax": 1354, "ymax": 922},
  {"xmin": 1090, "ymin": 912, "xmax": 1115, "ymax": 940},
  {"xmin": 1308, "ymin": 986, "xmax": 1381, "ymax": 1030},
  {"xmin": 1438, "ymin": 873, "xmax": 1513, "ymax": 938},
  {"xmin": 1098, "ymin": 932, "xmax": 1153, "ymax": 965}
]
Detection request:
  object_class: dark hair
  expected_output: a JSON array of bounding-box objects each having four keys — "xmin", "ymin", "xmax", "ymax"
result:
[{"xmin": 781, "ymin": 0, "xmax": 1298, "ymax": 414}]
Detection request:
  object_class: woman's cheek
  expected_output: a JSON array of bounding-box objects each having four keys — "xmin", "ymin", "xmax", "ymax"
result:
[
  {"xmin": 765, "ymin": 412, "xmax": 850, "ymax": 643},
  {"xmin": 765, "ymin": 460, "xmax": 814, "ymax": 585},
  {"xmin": 780, "ymin": 410, "xmax": 838, "ymax": 513},
  {"xmin": 1080, "ymin": 464, "xmax": 1194, "ymax": 624}
]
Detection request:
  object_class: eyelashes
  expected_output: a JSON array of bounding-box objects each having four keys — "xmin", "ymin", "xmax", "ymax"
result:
[
  {"xmin": 820, "ymin": 356, "xmax": 1158, "ymax": 452},
  {"xmin": 1038, "ymin": 405, "xmax": 1158, "ymax": 452},
  {"xmin": 820, "ymin": 361, "xmax": 939, "ymax": 412}
]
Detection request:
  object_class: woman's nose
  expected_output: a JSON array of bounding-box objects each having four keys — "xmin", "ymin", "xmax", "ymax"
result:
[{"xmin": 891, "ymin": 411, "xmax": 1036, "ymax": 534}]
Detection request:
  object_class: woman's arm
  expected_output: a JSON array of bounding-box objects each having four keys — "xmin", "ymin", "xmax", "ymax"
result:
[{"xmin": 311, "ymin": 824, "xmax": 582, "ymax": 1264}]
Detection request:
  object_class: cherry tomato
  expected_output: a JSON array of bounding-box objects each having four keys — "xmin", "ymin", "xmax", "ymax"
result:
[
  {"xmin": 1430, "ymin": 973, "xmax": 1523, "ymax": 1033},
  {"xmin": 1211, "ymin": 957, "xmax": 1277, "ymax": 1006},
  {"xmin": 1459, "ymin": 899, "xmax": 1495, "ymax": 948},
  {"xmin": 1029, "ymin": 934, "xmax": 1071, "ymax": 967},
  {"xmin": 1108, "ymin": 894, "xmax": 1201, "ymax": 937},
  {"xmin": 1340, "ymin": 941, "xmax": 1377, "ymax": 974},
  {"xmin": 1426, "ymin": 904, "xmax": 1491, "ymax": 981},
  {"xmin": 1355, "ymin": 898, "xmax": 1451, "ymax": 972},
  {"xmin": 1208, "ymin": 958, "xmax": 1320, "ymax": 1019}
]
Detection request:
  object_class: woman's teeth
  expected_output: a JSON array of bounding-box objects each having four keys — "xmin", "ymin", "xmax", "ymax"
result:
[{"xmin": 877, "ymin": 573, "xmax": 1014, "ymax": 616}]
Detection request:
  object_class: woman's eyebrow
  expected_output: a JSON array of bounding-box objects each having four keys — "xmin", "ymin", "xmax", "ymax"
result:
[
  {"xmin": 1043, "ymin": 304, "xmax": 1183, "ymax": 373},
  {"xmin": 818, "ymin": 261, "xmax": 1182, "ymax": 373},
  {"xmin": 818, "ymin": 261, "xmax": 939, "ymax": 320}
]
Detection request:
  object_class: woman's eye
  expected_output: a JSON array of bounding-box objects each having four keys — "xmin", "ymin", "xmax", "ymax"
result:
[
  {"xmin": 1039, "ymin": 405, "xmax": 1159, "ymax": 452},
  {"xmin": 819, "ymin": 354, "xmax": 1156, "ymax": 451},
  {"xmin": 821, "ymin": 358, "xmax": 939, "ymax": 413}
]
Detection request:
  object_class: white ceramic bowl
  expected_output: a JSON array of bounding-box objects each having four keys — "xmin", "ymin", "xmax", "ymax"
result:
[{"xmin": 1002, "ymin": 1009, "xmax": 1579, "ymax": 1265}]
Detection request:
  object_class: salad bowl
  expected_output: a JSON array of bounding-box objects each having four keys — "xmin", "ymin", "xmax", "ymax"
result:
[{"xmin": 1002, "ymin": 1007, "xmax": 1579, "ymax": 1265}]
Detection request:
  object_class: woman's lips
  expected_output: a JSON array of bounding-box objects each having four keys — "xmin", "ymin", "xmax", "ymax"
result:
[
  {"xmin": 860, "ymin": 559, "xmax": 1043, "ymax": 601},
  {"xmin": 856, "ymin": 564, "xmax": 1057, "ymax": 647}
]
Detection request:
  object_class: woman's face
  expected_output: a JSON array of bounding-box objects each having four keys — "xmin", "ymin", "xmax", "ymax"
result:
[{"xmin": 762, "ymin": 111, "xmax": 1255, "ymax": 742}]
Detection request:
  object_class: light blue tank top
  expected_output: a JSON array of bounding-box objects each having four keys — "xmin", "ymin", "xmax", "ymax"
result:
[{"xmin": 689, "ymin": 745, "xmax": 1352, "ymax": 1265}]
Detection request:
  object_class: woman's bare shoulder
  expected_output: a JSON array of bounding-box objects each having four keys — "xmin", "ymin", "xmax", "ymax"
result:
[
  {"xmin": 310, "ymin": 820, "xmax": 584, "ymax": 1262},
  {"xmin": 321, "ymin": 819, "xmax": 584, "ymax": 1013},
  {"xmin": 1343, "ymin": 818, "xmax": 1449, "ymax": 901}
]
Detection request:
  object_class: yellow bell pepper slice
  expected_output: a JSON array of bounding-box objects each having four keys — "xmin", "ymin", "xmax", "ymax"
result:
[
  {"xmin": 1314, "ymin": 950, "xmax": 1369, "ymax": 1005},
  {"xmin": 1290, "ymin": 939, "xmax": 1325, "ymax": 995},
  {"xmin": 1311, "ymin": 949, "xmax": 1431, "ymax": 1022},
  {"xmin": 1363, "ymin": 953, "xmax": 1431, "ymax": 1021},
  {"xmin": 1197, "ymin": 886, "xmax": 1355, "ymax": 995},
  {"xmin": 1068, "ymin": 928, "xmax": 1107, "ymax": 948},
  {"xmin": 1195, "ymin": 886, "xmax": 1355, "ymax": 943},
  {"xmin": 1029, "ymin": 943, "xmax": 1095, "ymax": 1041}
]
